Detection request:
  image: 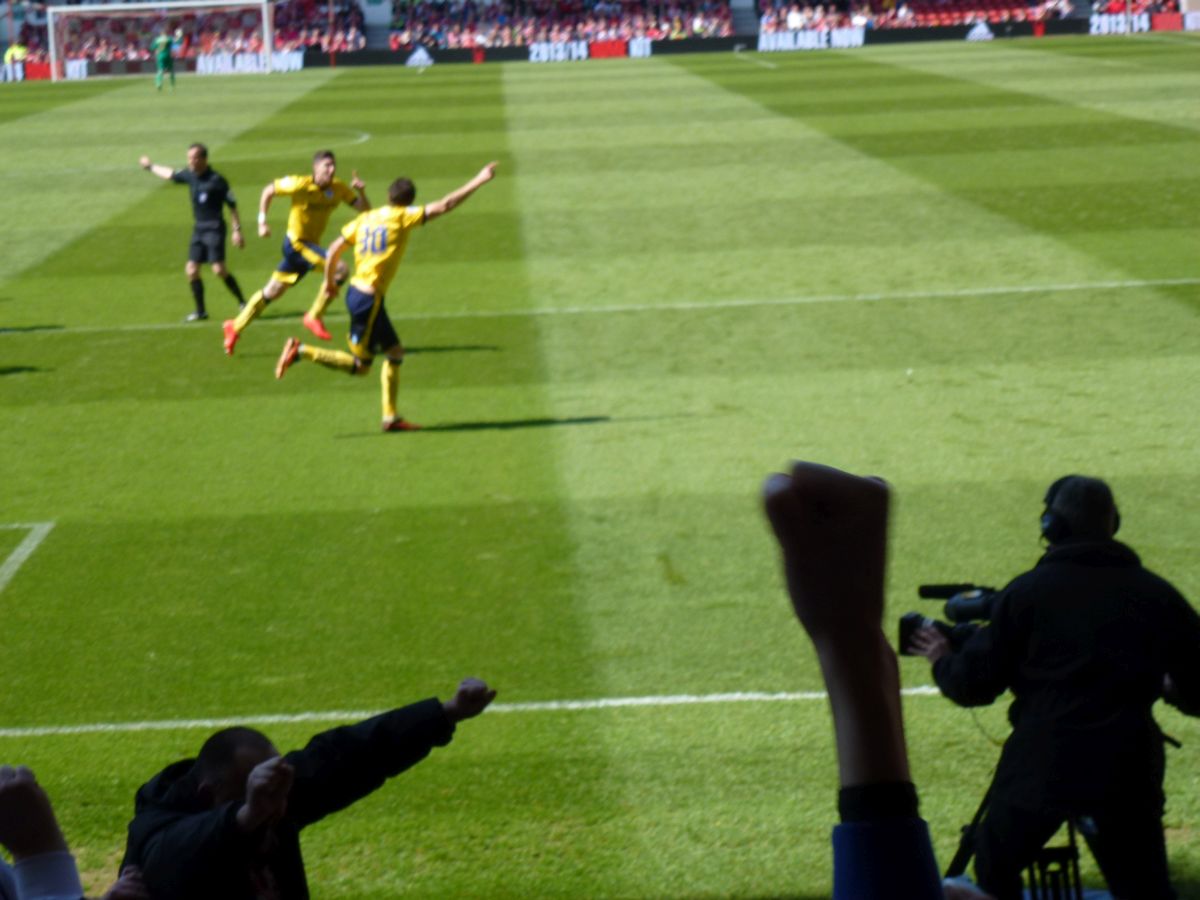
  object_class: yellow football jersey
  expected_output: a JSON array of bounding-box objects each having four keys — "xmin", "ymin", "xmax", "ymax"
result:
[
  {"xmin": 274, "ymin": 175, "xmax": 358, "ymax": 244},
  {"xmin": 341, "ymin": 205, "xmax": 425, "ymax": 296}
]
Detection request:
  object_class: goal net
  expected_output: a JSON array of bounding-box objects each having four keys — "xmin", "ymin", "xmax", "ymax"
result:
[{"xmin": 45, "ymin": 0, "xmax": 273, "ymax": 82}]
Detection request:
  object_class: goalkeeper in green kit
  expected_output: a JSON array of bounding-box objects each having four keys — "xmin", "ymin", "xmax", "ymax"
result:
[{"xmin": 152, "ymin": 25, "xmax": 180, "ymax": 91}]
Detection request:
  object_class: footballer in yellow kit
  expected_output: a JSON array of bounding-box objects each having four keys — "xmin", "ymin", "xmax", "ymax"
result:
[
  {"xmin": 274, "ymin": 162, "xmax": 499, "ymax": 433},
  {"xmin": 222, "ymin": 150, "xmax": 369, "ymax": 355}
]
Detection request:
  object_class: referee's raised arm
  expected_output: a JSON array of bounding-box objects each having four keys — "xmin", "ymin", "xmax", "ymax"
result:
[{"xmin": 139, "ymin": 155, "xmax": 175, "ymax": 180}]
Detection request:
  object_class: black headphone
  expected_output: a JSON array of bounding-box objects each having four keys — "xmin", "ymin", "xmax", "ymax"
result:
[{"xmin": 1040, "ymin": 475, "xmax": 1120, "ymax": 544}]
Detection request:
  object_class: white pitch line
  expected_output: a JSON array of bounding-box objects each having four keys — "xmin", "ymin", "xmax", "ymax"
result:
[
  {"xmin": 0, "ymin": 522, "xmax": 55, "ymax": 594},
  {"xmin": 0, "ymin": 687, "xmax": 943, "ymax": 739},
  {"xmin": 733, "ymin": 49, "xmax": 779, "ymax": 70},
  {"xmin": 2, "ymin": 277, "xmax": 1196, "ymax": 338}
]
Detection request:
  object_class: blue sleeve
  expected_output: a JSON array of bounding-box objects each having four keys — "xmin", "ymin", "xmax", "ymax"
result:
[
  {"xmin": 832, "ymin": 818, "xmax": 942, "ymax": 900},
  {"xmin": 0, "ymin": 857, "xmax": 17, "ymax": 900},
  {"xmin": 11, "ymin": 850, "xmax": 84, "ymax": 900}
]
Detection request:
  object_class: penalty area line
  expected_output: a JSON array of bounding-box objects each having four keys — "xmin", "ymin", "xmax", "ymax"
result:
[
  {"xmin": 0, "ymin": 522, "xmax": 55, "ymax": 594},
  {"xmin": 0, "ymin": 687, "xmax": 943, "ymax": 739}
]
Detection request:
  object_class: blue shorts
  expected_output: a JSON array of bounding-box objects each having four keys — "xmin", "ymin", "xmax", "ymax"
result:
[
  {"xmin": 346, "ymin": 285, "xmax": 400, "ymax": 362},
  {"xmin": 274, "ymin": 236, "xmax": 326, "ymax": 285}
]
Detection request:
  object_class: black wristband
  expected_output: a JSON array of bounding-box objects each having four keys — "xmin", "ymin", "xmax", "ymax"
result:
[{"xmin": 838, "ymin": 781, "xmax": 919, "ymax": 823}]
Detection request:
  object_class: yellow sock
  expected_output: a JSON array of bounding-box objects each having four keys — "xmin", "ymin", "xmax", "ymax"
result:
[
  {"xmin": 302, "ymin": 344, "xmax": 357, "ymax": 373},
  {"xmin": 381, "ymin": 358, "xmax": 401, "ymax": 420},
  {"xmin": 307, "ymin": 283, "xmax": 334, "ymax": 321},
  {"xmin": 233, "ymin": 290, "xmax": 268, "ymax": 333}
]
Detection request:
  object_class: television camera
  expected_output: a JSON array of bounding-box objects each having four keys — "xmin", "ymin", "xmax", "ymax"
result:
[{"xmin": 898, "ymin": 583, "xmax": 998, "ymax": 656}]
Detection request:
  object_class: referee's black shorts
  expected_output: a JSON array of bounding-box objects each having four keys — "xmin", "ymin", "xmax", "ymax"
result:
[{"xmin": 188, "ymin": 225, "xmax": 226, "ymax": 264}]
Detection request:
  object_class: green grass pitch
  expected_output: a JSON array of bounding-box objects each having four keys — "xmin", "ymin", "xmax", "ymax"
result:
[{"xmin": 1, "ymin": 34, "xmax": 1199, "ymax": 897}]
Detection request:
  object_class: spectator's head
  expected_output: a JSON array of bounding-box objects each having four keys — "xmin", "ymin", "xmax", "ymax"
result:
[
  {"xmin": 186, "ymin": 143, "xmax": 209, "ymax": 173},
  {"xmin": 191, "ymin": 727, "xmax": 279, "ymax": 806},
  {"xmin": 1040, "ymin": 475, "xmax": 1120, "ymax": 544},
  {"xmin": 388, "ymin": 177, "xmax": 416, "ymax": 206},
  {"xmin": 312, "ymin": 149, "xmax": 337, "ymax": 186}
]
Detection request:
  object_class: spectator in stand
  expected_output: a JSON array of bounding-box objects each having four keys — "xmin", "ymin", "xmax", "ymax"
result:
[{"xmin": 121, "ymin": 679, "xmax": 495, "ymax": 898}]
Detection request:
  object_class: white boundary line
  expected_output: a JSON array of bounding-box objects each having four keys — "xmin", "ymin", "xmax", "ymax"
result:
[
  {"xmin": 733, "ymin": 48, "xmax": 779, "ymax": 70},
  {"xmin": 2, "ymin": 277, "xmax": 1195, "ymax": 338},
  {"xmin": 0, "ymin": 522, "xmax": 55, "ymax": 594},
  {"xmin": 0, "ymin": 687, "xmax": 943, "ymax": 739}
]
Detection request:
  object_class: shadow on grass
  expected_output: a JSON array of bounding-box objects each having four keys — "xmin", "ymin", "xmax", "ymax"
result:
[
  {"xmin": 335, "ymin": 414, "xmax": 612, "ymax": 440},
  {"xmin": 0, "ymin": 325, "xmax": 64, "ymax": 334},
  {"xmin": 405, "ymin": 344, "xmax": 501, "ymax": 355},
  {"xmin": 0, "ymin": 366, "xmax": 41, "ymax": 376},
  {"xmin": 420, "ymin": 415, "xmax": 610, "ymax": 433}
]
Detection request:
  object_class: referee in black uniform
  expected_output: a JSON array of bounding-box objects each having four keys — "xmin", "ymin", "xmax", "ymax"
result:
[{"xmin": 140, "ymin": 143, "xmax": 246, "ymax": 322}]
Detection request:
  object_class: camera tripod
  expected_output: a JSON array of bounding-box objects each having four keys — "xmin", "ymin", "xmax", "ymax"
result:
[{"xmin": 946, "ymin": 786, "xmax": 1084, "ymax": 900}]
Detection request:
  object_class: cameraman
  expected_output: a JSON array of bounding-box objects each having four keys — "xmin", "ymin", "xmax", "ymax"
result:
[{"xmin": 909, "ymin": 475, "xmax": 1200, "ymax": 900}]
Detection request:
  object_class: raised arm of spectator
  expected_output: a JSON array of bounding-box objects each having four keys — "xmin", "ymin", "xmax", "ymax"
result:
[
  {"xmin": 423, "ymin": 162, "xmax": 498, "ymax": 222},
  {"xmin": 0, "ymin": 765, "xmax": 84, "ymax": 900},
  {"xmin": 138, "ymin": 156, "xmax": 175, "ymax": 181},
  {"xmin": 284, "ymin": 678, "xmax": 495, "ymax": 829},
  {"xmin": 763, "ymin": 462, "xmax": 944, "ymax": 900}
]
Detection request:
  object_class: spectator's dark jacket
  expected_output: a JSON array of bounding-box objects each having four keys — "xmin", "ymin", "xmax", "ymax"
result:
[
  {"xmin": 123, "ymin": 699, "xmax": 455, "ymax": 899},
  {"xmin": 933, "ymin": 540, "xmax": 1200, "ymax": 815}
]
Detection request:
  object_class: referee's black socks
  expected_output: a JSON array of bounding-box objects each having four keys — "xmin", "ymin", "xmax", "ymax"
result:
[{"xmin": 190, "ymin": 278, "xmax": 206, "ymax": 316}]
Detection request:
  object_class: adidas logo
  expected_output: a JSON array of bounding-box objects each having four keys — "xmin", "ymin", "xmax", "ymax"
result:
[
  {"xmin": 965, "ymin": 21, "xmax": 995, "ymax": 40},
  {"xmin": 406, "ymin": 46, "xmax": 434, "ymax": 68}
]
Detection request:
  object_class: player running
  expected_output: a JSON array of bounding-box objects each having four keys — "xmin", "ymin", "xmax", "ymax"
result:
[
  {"xmin": 274, "ymin": 162, "xmax": 498, "ymax": 432},
  {"xmin": 222, "ymin": 150, "xmax": 370, "ymax": 356}
]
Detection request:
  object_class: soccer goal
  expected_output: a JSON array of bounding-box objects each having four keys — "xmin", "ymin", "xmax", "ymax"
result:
[{"xmin": 45, "ymin": 0, "xmax": 273, "ymax": 82}]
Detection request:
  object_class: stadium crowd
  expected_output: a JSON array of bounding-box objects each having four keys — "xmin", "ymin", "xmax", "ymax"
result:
[
  {"xmin": 756, "ymin": 0, "xmax": 1082, "ymax": 30},
  {"xmin": 11, "ymin": 0, "xmax": 364, "ymax": 63},
  {"xmin": 7, "ymin": 0, "xmax": 1184, "ymax": 64},
  {"xmin": 388, "ymin": 0, "xmax": 732, "ymax": 51}
]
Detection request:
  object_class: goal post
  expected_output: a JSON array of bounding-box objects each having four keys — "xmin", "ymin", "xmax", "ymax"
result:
[{"xmin": 46, "ymin": 0, "xmax": 273, "ymax": 82}]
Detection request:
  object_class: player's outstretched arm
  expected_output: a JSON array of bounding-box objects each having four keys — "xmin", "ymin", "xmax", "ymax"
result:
[
  {"xmin": 424, "ymin": 162, "xmax": 498, "ymax": 222},
  {"xmin": 351, "ymin": 169, "xmax": 371, "ymax": 211},
  {"xmin": 139, "ymin": 156, "xmax": 175, "ymax": 181},
  {"xmin": 257, "ymin": 182, "xmax": 276, "ymax": 238},
  {"xmin": 763, "ymin": 462, "xmax": 910, "ymax": 789}
]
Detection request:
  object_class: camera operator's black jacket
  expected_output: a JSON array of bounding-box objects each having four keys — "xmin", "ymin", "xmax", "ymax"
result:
[
  {"xmin": 932, "ymin": 540, "xmax": 1200, "ymax": 815},
  {"xmin": 122, "ymin": 699, "xmax": 456, "ymax": 900}
]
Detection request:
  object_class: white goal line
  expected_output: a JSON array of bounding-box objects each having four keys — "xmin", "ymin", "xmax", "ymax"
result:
[{"xmin": 0, "ymin": 687, "xmax": 943, "ymax": 739}]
